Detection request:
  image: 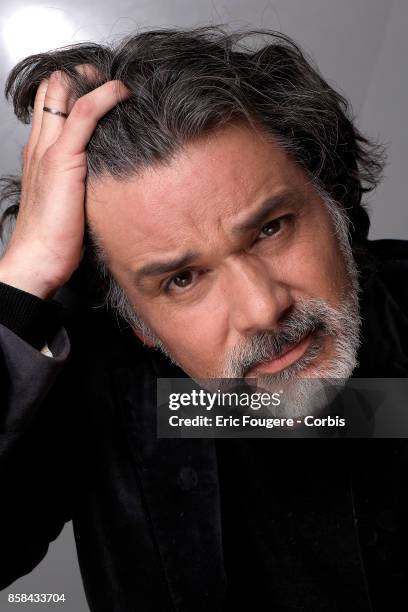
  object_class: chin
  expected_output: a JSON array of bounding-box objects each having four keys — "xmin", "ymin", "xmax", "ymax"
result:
[{"xmin": 250, "ymin": 348, "xmax": 355, "ymax": 419}]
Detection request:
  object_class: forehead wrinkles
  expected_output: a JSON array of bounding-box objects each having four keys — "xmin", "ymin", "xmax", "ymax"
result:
[
  {"xmin": 85, "ymin": 124, "xmax": 293, "ymax": 262},
  {"xmin": 141, "ymin": 176, "xmax": 256, "ymax": 252}
]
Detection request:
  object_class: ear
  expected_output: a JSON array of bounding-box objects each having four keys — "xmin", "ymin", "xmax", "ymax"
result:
[{"xmin": 132, "ymin": 327, "xmax": 157, "ymax": 348}]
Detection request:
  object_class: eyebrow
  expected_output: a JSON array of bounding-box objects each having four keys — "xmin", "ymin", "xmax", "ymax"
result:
[
  {"xmin": 231, "ymin": 190, "xmax": 298, "ymax": 236},
  {"xmin": 135, "ymin": 251, "xmax": 200, "ymax": 287},
  {"xmin": 134, "ymin": 189, "xmax": 300, "ymax": 287}
]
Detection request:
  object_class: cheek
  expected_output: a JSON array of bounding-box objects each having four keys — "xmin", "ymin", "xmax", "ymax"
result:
[
  {"xmin": 144, "ymin": 297, "xmax": 229, "ymax": 368},
  {"xmin": 271, "ymin": 229, "xmax": 347, "ymax": 303}
]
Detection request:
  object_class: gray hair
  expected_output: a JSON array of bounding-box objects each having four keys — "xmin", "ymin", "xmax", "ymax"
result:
[{"xmin": 1, "ymin": 25, "xmax": 384, "ymax": 332}]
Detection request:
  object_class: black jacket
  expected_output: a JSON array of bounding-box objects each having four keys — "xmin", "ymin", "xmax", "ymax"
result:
[{"xmin": 0, "ymin": 238, "xmax": 408, "ymax": 612}]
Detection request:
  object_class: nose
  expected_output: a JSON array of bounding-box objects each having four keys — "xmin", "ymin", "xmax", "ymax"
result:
[{"xmin": 225, "ymin": 253, "xmax": 293, "ymax": 337}]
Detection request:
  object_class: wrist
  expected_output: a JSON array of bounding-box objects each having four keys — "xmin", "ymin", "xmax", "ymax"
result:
[{"xmin": 0, "ymin": 254, "xmax": 60, "ymax": 300}]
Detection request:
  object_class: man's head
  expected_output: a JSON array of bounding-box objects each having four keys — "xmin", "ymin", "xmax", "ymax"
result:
[
  {"xmin": 1, "ymin": 26, "xmax": 385, "ymax": 393},
  {"xmin": 86, "ymin": 121, "xmax": 361, "ymax": 399}
]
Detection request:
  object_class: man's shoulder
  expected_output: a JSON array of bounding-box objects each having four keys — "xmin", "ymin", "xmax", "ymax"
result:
[
  {"xmin": 354, "ymin": 238, "xmax": 408, "ymax": 376},
  {"xmin": 364, "ymin": 238, "xmax": 408, "ymax": 262},
  {"xmin": 362, "ymin": 238, "xmax": 408, "ymax": 317}
]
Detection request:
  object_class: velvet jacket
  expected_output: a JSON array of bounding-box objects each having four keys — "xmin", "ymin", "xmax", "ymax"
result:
[{"xmin": 0, "ymin": 238, "xmax": 408, "ymax": 611}]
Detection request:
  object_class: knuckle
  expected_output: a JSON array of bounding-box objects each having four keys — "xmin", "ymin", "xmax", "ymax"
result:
[{"xmin": 72, "ymin": 96, "xmax": 96, "ymax": 118}]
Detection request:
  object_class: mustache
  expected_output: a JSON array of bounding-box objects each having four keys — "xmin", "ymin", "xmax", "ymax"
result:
[{"xmin": 224, "ymin": 299, "xmax": 340, "ymax": 377}]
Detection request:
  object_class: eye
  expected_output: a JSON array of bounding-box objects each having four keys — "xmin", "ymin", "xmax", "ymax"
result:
[
  {"xmin": 258, "ymin": 215, "xmax": 293, "ymax": 240},
  {"xmin": 164, "ymin": 269, "xmax": 196, "ymax": 293}
]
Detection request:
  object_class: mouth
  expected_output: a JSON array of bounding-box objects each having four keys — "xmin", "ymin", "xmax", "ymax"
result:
[{"xmin": 246, "ymin": 332, "xmax": 313, "ymax": 377}]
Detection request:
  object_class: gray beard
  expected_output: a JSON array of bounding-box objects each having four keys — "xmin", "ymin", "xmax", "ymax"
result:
[
  {"xmin": 154, "ymin": 281, "xmax": 361, "ymax": 420},
  {"xmin": 244, "ymin": 293, "xmax": 361, "ymax": 418}
]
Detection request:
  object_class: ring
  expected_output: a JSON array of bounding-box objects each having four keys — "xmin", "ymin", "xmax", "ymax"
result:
[{"xmin": 43, "ymin": 106, "xmax": 69, "ymax": 118}]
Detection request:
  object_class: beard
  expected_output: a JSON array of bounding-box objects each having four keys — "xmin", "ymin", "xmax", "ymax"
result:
[
  {"xmin": 221, "ymin": 292, "xmax": 361, "ymax": 418},
  {"xmin": 149, "ymin": 279, "xmax": 361, "ymax": 420},
  {"xmin": 133, "ymin": 195, "xmax": 362, "ymax": 418}
]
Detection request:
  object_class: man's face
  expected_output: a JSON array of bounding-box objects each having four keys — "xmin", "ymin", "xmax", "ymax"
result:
[{"xmin": 86, "ymin": 123, "xmax": 360, "ymax": 391}]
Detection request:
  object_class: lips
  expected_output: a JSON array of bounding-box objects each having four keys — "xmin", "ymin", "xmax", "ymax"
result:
[{"xmin": 247, "ymin": 332, "xmax": 313, "ymax": 376}]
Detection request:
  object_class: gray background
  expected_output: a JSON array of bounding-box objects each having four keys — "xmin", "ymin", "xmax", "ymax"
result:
[{"xmin": 0, "ymin": 0, "xmax": 407, "ymax": 610}]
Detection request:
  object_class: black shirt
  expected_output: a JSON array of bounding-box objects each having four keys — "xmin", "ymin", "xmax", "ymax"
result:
[
  {"xmin": 1, "ymin": 238, "xmax": 408, "ymax": 611},
  {"xmin": 216, "ymin": 439, "xmax": 372, "ymax": 611}
]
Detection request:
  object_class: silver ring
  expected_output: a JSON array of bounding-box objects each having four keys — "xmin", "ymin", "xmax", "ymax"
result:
[{"xmin": 43, "ymin": 106, "xmax": 69, "ymax": 118}]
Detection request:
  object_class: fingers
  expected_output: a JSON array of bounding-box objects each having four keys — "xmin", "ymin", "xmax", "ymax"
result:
[
  {"xmin": 74, "ymin": 63, "xmax": 101, "ymax": 84},
  {"xmin": 25, "ymin": 66, "xmax": 131, "ymax": 162},
  {"xmin": 35, "ymin": 71, "xmax": 70, "ymax": 155},
  {"xmin": 28, "ymin": 65, "xmax": 100, "ymax": 157},
  {"xmin": 67, "ymin": 64, "xmax": 102, "ymax": 114},
  {"xmin": 25, "ymin": 77, "xmax": 49, "ymax": 157},
  {"xmin": 57, "ymin": 80, "xmax": 132, "ymax": 156}
]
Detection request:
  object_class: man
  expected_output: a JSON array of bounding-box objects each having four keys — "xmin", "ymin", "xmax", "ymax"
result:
[{"xmin": 0, "ymin": 26, "xmax": 407, "ymax": 611}]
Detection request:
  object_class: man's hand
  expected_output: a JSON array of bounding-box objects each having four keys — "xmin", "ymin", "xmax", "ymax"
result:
[{"xmin": 0, "ymin": 69, "xmax": 131, "ymax": 299}]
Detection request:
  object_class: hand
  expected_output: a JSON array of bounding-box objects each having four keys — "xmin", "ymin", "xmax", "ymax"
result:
[{"xmin": 0, "ymin": 68, "xmax": 131, "ymax": 299}]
